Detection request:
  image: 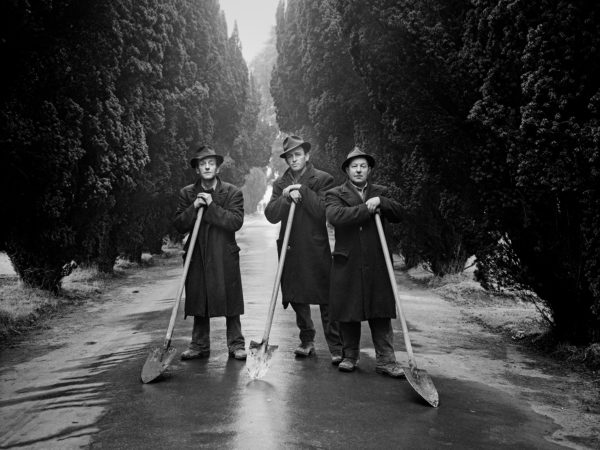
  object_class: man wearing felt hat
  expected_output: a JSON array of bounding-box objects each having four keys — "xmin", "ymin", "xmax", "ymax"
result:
[
  {"xmin": 173, "ymin": 144, "xmax": 247, "ymax": 361},
  {"xmin": 265, "ymin": 135, "xmax": 342, "ymax": 364},
  {"xmin": 325, "ymin": 146, "xmax": 405, "ymax": 377}
]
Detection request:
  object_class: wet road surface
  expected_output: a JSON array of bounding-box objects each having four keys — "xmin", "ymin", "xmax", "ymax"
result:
[{"xmin": 0, "ymin": 214, "xmax": 597, "ymax": 449}]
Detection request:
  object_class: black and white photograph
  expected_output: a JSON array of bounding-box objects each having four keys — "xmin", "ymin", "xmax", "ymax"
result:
[{"xmin": 1, "ymin": 0, "xmax": 599, "ymax": 448}]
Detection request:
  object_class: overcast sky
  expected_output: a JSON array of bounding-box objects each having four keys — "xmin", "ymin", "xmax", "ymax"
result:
[{"xmin": 219, "ymin": 0, "xmax": 280, "ymax": 62}]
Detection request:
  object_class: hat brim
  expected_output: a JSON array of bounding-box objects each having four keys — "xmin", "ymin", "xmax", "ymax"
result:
[
  {"xmin": 190, "ymin": 155, "xmax": 224, "ymax": 168},
  {"xmin": 341, "ymin": 154, "xmax": 375, "ymax": 172},
  {"xmin": 279, "ymin": 142, "xmax": 311, "ymax": 158}
]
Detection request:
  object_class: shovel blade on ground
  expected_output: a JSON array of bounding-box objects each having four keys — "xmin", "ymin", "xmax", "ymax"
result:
[
  {"xmin": 246, "ymin": 339, "xmax": 278, "ymax": 379},
  {"xmin": 140, "ymin": 346, "xmax": 177, "ymax": 384},
  {"xmin": 404, "ymin": 367, "xmax": 439, "ymax": 407}
]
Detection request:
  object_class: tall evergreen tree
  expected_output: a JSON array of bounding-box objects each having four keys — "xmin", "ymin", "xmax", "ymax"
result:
[
  {"xmin": 333, "ymin": 0, "xmax": 483, "ymax": 274},
  {"xmin": 0, "ymin": 0, "xmax": 269, "ymax": 289},
  {"xmin": 0, "ymin": 1, "xmax": 149, "ymax": 286},
  {"xmin": 274, "ymin": 0, "xmax": 600, "ymax": 342},
  {"xmin": 271, "ymin": 0, "xmax": 310, "ymax": 134},
  {"xmin": 463, "ymin": 0, "xmax": 600, "ymax": 342}
]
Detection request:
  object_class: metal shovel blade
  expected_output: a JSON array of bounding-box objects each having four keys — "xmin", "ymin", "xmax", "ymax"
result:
[
  {"xmin": 140, "ymin": 346, "xmax": 177, "ymax": 384},
  {"xmin": 246, "ymin": 339, "xmax": 279, "ymax": 379},
  {"xmin": 404, "ymin": 366, "xmax": 439, "ymax": 407}
]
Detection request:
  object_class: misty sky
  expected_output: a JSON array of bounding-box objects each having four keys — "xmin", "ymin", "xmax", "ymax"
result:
[{"xmin": 220, "ymin": 0, "xmax": 280, "ymax": 62}]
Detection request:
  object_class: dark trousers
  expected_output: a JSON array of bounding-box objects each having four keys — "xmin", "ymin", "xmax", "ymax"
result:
[
  {"xmin": 291, "ymin": 303, "xmax": 342, "ymax": 356},
  {"xmin": 339, "ymin": 318, "xmax": 396, "ymax": 364},
  {"xmin": 188, "ymin": 315, "xmax": 245, "ymax": 352}
]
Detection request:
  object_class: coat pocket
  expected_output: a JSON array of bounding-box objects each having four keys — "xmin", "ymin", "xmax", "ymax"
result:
[{"xmin": 332, "ymin": 248, "xmax": 349, "ymax": 260}]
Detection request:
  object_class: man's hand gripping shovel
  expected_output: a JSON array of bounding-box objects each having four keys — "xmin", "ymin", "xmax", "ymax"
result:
[
  {"xmin": 247, "ymin": 202, "xmax": 296, "ymax": 379},
  {"xmin": 140, "ymin": 208, "xmax": 204, "ymax": 383},
  {"xmin": 375, "ymin": 212, "xmax": 439, "ymax": 407}
]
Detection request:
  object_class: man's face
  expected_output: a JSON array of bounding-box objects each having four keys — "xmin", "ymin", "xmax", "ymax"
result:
[
  {"xmin": 285, "ymin": 148, "xmax": 309, "ymax": 173},
  {"xmin": 346, "ymin": 157, "xmax": 371, "ymax": 186},
  {"xmin": 196, "ymin": 157, "xmax": 219, "ymax": 181}
]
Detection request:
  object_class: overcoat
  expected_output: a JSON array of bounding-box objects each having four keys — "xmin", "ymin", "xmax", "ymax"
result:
[
  {"xmin": 325, "ymin": 181, "xmax": 403, "ymax": 322},
  {"xmin": 173, "ymin": 178, "xmax": 244, "ymax": 318},
  {"xmin": 264, "ymin": 162, "xmax": 335, "ymax": 306}
]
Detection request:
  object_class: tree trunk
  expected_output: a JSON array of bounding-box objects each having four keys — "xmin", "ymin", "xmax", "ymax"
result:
[
  {"xmin": 6, "ymin": 246, "xmax": 63, "ymax": 293},
  {"xmin": 96, "ymin": 217, "xmax": 118, "ymax": 274}
]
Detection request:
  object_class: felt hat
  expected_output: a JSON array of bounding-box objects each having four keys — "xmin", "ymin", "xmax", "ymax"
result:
[
  {"xmin": 189, "ymin": 145, "xmax": 224, "ymax": 168},
  {"xmin": 279, "ymin": 135, "xmax": 311, "ymax": 159},
  {"xmin": 341, "ymin": 146, "xmax": 376, "ymax": 172}
]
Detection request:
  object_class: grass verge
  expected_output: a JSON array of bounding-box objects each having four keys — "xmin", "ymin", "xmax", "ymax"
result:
[
  {"xmin": 0, "ymin": 276, "xmax": 63, "ymax": 341},
  {"xmin": 0, "ymin": 251, "xmax": 174, "ymax": 345},
  {"xmin": 406, "ymin": 265, "xmax": 600, "ymax": 375},
  {"xmin": 0, "ymin": 265, "xmax": 111, "ymax": 343}
]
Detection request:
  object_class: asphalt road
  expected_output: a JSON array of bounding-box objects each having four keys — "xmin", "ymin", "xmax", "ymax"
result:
[{"xmin": 0, "ymin": 214, "xmax": 597, "ymax": 449}]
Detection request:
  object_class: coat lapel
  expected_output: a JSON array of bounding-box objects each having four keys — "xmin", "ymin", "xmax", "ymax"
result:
[
  {"xmin": 193, "ymin": 177, "xmax": 226, "ymax": 203},
  {"xmin": 299, "ymin": 162, "xmax": 316, "ymax": 186},
  {"xmin": 211, "ymin": 178, "xmax": 228, "ymax": 206},
  {"xmin": 195, "ymin": 178, "xmax": 227, "ymax": 260},
  {"xmin": 280, "ymin": 168, "xmax": 295, "ymax": 186},
  {"xmin": 339, "ymin": 181, "xmax": 364, "ymax": 206},
  {"xmin": 283, "ymin": 162, "xmax": 315, "ymax": 186},
  {"xmin": 365, "ymin": 183, "xmax": 383, "ymax": 201}
]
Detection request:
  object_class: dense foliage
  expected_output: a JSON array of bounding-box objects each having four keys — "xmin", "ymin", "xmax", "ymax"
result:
[
  {"xmin": 462, "ymin": 0, "xmax": 600, "ymax": 342},
  {"xmin": 272, "ymin": 0, "xmax": 600, "ymax": 342},
  {"xmin": 271, "ymin": 0, "xmax": 383, "ymax": 180},
  {"xmin": 0, "ymin": 0, "xmax": 271, "ymax": 290},
  {"xmin": 337, "ymin": 0, "xmax": 484, "ymax": 274},
  {"xmin": 272, "ymin": 0, "xmax": 477, "ymax": 273}
]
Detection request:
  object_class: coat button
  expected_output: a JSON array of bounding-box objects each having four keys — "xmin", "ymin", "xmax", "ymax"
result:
[{"xmin": 359, "ymin": 226, "xmax": 362, "ymax": 231}]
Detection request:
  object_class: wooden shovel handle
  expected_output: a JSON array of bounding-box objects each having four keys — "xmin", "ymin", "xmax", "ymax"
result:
[
  {"xmin": 163, "ymin": 207, "xmax": 204, "ymax": 349},
  {"xmin": 374, "ymin": 212, "xmax": 417, "ymax": 370},
  {"xmin": 261, "ymin": 201, "xmax": 296, "ymax": 342}
]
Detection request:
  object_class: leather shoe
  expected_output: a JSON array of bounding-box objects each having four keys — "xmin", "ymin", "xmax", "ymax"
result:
[
  {"xmin": 180, "ymin": 349, "xmax": 210, "ymax": 360},
  {"xmin": 338, "ymin": 358, "xmax": 357, "ymax": 372},
  {"xmin": 229, "ymin": 348, "xmax": 247, "ymax": 360},
  {"xmin": 331, "ymin": 355, "xmax": 343, "ymax": 365},
  {"xmin": 294, "ymin": 342, "xmax": 315, "ymax": 357},
  {"xmin": 375, "ymin": 362, "xmax": 405, "ymax": 378}
]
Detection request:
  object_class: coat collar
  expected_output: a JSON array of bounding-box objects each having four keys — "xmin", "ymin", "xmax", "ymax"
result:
[
  {"xmin": 338, "ymin": 180, "xmax": 366, "ymax": 206},
  {"xmin": 338, "ymin": 180, "xmax": 384, "ymax": 205},
  {"xmin": 283, "ymin": 161, "xmax": 316, "ymax": 185},
  {"xmin": 193, "ymin": 177, "xmax": 228, "ymax": 203}
]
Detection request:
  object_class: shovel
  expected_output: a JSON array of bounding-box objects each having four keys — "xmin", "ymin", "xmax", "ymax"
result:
[
  {"xmin": 141, "ymin": 207, "xmax": 204, "ymax": 383},
  {"xmin": 375, "ymin": 212, "xmax": 439, "ymax": 407},
  {"xmin": 247, "ymin": 201, "xmax": 296, "ymax": 379}
]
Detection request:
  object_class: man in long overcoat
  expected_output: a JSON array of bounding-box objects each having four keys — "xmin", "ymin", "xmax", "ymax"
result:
[
  {"xmin": 265, "ymin": 135, "xmax": 342, "ymax": 363},
  {"xmin": 325, "ymin": 147, "xmax": 405, "ymax": 376},
  {"xmin": 173, "ymin": 145, "xmax": 247, "ymax": 361}
]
